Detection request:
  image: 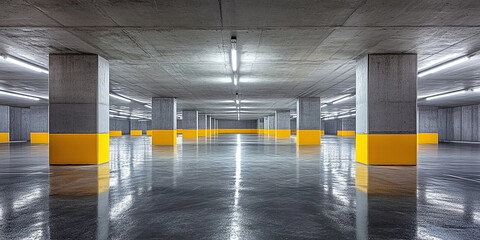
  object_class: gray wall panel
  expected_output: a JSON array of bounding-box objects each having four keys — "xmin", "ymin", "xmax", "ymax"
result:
[
  {"xmin": 0, "ymin": 106, "xmax": 10, "ymax": 132},
  {"xmin": 10, "ymin": 107, "xmax": 30, "ymax": 141},
  {"xmin": 218, "ymin": 120, "xmax": 257, "ymax": 129},
  {"xmin": 30, "ymin": 105, "xmax": 48, "ymax": 132}
]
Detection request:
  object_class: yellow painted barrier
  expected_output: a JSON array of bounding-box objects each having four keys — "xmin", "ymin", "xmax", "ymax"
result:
[
  {"xmin": 276, "ymin": 129, "xmax": 291, "ymax": 138},
  {"xmin": 152, "ymin": 130, "xmax": 177, "ymax": 145},
  {"xmin": 218, "ymin": 129, "xmax": 258, "ymax": 134},
  {"xmin": 337, "ymin": 130, "xmax": 355, "ymax": 136},
  {"xmin": 49, "ymin": 133, "xmax": 109, "ymax": 165},
  {"xmin": 130, "ymin": 130, "xmax": 142, "ymax": 136},
  {"xmin": 417, "ymin": 133, "xmax": 438, "ymax": 144},
  {"xmin": 146, "ymin": 130, "xmax": 152, "ymax": 136},
  {"xmin": 296, "ymin": 130, "xmax": 321, "ymax": 145},
  {"xmin": 177, "ymin": 129, "xmax": 183, "ymax": 134},
  {"xmin": 109, "ymin": 131, "xmax": 122, "ymax": 137},
  {"xmin": 31, "ymin": 132, "xmax": 49, "ymax": 143},
  {"xmin": 320, "ymin": 130, "xmax": 325, "ymax": 136},
  {"xmin": 198, "ymin": 129, "xmax": 207, "ymax": 137},
  {"xmin": 356, "ymin": 134, "xmax": 416, "ymax": 165},
  {"xmin": 0, "ymin": 132, "xmax": 8, "ymax": 143},
  {"xmin": 183, "ymin": 129, "xmax": 198, "ymax": 138}
]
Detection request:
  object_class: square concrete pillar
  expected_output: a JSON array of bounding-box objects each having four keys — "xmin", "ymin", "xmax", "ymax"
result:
[
  {"xmin": 0, "ymin": 106, "xmax": 10, "ymax": 143},
  {"xmin": 263, "ymin": 117, "xmax": 268, "ymax": 135},
  {"xmin": 417, "ymin": 106, "xmax": 438, "ymax": 144},
  {"xmin": 275, "ymin": 110, "xmax": 290, "ymax": 138},
  {"xmin": 183, "ymin": 110, "xmax": 198, "ymax": 138},
  {"xmin": 296, "ymin": 97, "xmax": 321, "ymax": 145},
  {"xmin": 30, "ymin": 105, "xmax": 49, "ymax": 143},
  {"xmin": 49, "ymin": 54, "xmax": 109, "ymax": 165},
  {"xmin": 198, "ymin": 114, "xmax": 207, "ymax": 137},
  {"xmin": 356, "ymin": 54, "xmax": 417, "ymax": 165},
  {"xmin": 257, "ymin": 118, "xmax": 264, "ymax": 134},
  {"xmin": 152, "ymin": 98, "xmax": 177, "ymax": 145},
  {"xmin": 208, "ymin": 116, "xmax": 212, "ymax": 136},
  {"xmin": 267, "ymin": 115, "xmax": 275, "ymax": 136}
]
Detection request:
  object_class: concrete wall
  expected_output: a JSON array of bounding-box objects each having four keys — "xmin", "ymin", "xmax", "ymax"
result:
[
  {"xmin": 218, "ymin": 120, "xmax": 257, "ymax": 129},
  {"xmin": 290, "ymin": 118, "xmax": 296, "ymax": 135},
  {"xmin": 418, "ymin": 106, "xmax": 438, "ymax": 133},
  {"xmin": 0, "ymin": 106, "xmax": 9, "ymax": 133},
  {"xmin": 130, "ymin": 120, "xmax": 148, "ymax": 134},
  {"xmin": 177, "ymin": 119, "xmax": 182, "ymax": 129},
  {"xmin": 110, "ymin": 119, "xmax": 130, "ymax": 135},
  {"xmin": 324, "ymin": 119, "xmax": 338, "ymax": 135},
  {"xmin": 340, "ymin": 118, "xmax": 356, "ymax": 131},
  {"xmin": 438, "ymin": 105, "xmax": 480, "ymax": 142},
  {"xmin": 10, "ymin": 107, "xmax": 30, "ymax": 141},
  {"xmin": 30, "ymin": 106, "xmax": 48, "ymax": 132}
]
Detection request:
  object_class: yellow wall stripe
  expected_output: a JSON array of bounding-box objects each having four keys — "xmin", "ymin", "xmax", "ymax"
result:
[
  {"xmin": 276, "ymin": 129, "xmax": 291, "ymax": 138},
  {"xmin": 130, "ymin": 130, "xmax": 142, "ymax": 136},
  {"xmin": 417, "ymin": 133, "xmax": 438, "ymax": 144},
  {"xmin": 337, "ymin": 130, "xmax": 355, "ymax": 136},
  {"xmin": 152, "ymin": 129, "xmax": 177, "ymax": 145},
  {"xmin": 49, "ymin": 133, "xmax": 109, "ymax": 165},
  {"xmin": 109, "ymin": 131, "xmax": 122, "ymax": 137},
  {"xmin": 182, "ymin": 129, "xmax": 198, "ymax": 138},
  {"xmin": 0, "ymin": 132, "xmax": 8, "ymax": 143},
  {"xmin": 356, "ymin": 134, "xmax": 416, "ymax": 165},
  {"xmin": 296, "ymin": 130, "xmax": 321, "ymax": 145},
  {"xmin": 198, "ymin": 129, "xmax": 207, "ymax": 137},
  {"xmin": 31, "ymin": 132, "xmax": 49, "ymax": 143},
  {"xmin": 177, "ymin": 129, "xmax": 183, "ymax": 134},
  {"xmin": 146, "ymin": 130, "xmax": 152, "ymax": 136},
  {"xmin": 218, "ymin": 129, "xmax": 258, "ymax": 134}
]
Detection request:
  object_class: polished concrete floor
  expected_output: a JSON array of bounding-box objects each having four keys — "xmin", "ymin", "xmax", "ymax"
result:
[{"xmin": 0, "ymin": 134, "xmax": 479, "ymax": 239}]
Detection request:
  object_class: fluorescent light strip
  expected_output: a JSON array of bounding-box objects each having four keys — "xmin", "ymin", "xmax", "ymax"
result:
[
  {"xmin": 0, "ymin": 90, "xmax": 40, "ymax": 101},
  {"xmin": 233, "ymin": 74, "xmax": 238, "ymax": 86},
  {"xmin": 320, "ymin": 104, "xmax": 327, "ymax": 108},
  {"xmin": 332, "ymin": 95, "xmax": 354, "ymax": 104},
  {"xmin": 110, "ymin": 93, "xmax": 131, "ymax": 102},
  {"xmin": 418, "ymin": 56, "xmax": 470, "ymax": 78},
  {"xmin": 3, "ymin": 55, "xmax": 48, "ymax": 74},
  {"xmin": 144, "ymin": 104, "xmax": 152, "ymax": 109},
  {"xmin": 425, "ymin": 90, "xmax": 467, "ymax": 101}
]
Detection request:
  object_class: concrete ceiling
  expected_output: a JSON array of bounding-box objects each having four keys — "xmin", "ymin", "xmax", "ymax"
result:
[{"xmin": 1, "ymin": 1, "xmax": 480, "ymax": 120}]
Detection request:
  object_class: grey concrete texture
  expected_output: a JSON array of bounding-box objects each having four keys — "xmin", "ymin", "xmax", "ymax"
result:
[
  {"xmin": 341, "ymin": 118, "xmax": 356, "ymax": 131},
  {"xmin": 49, "ymin": 54, "xmax": 109, "ymax": 134},
  {"xmin": 30, "ymin": 105, "xmax": 48, "ymax": 132},
  {"xmin": 275, "ymin": 110, "xmax": 290, "ymax": 130},
  {"xmin": 152, "ymin": 98, "xmax": 177, "ymax": 130},
  {"xmin": 0, "ymin": 105, "xmax": 10, "ymax": 132},
  {"xmin": 177, "ymin": 119, "xmax": 182, "ymax": 129},
  {"xmin": 218, "ymin": 120, "xmax": 256, "ymax": 129},
  {"xmin": 324, "ymin": 120, "xmax": 338, "ymax": 135},
  {"xmin": 268, "ymin": 116, "xmax": 275, "ymax": 129},
  {"xmin": 208, "ymin": 116, "xmax": 212, "ymax": 131},
  {"xmin": 297, "ymin": 98, "xmax": 321, "ymax": 130},
  {"xmin": 9, "ymin": 107, "xmax": 30, "ymax": 141},
  {"xmin": 356, "ymin": 54, "xmax": 417, "ymax": 134},
  {"xmin": 264, "ymin": 117, "xmax": 268, "ymax": 131},
  {"xmin": 438, "ymin": 104, "xmax": 480, "ymax": 142},
  {"xmin": 110, "ymin": 119, "xmax": 130, "ymax": 135},
  {"xmin": 198, "ymin": 114, "xmax": 207, "ymax": 130},
  {"xmin": 257, "ymin": 118, "xmax": 264, "ymax": 129},
  {"xmin": 182, "ymin": 110, "xmax": 198, "ymax": 130},
  {"xmin": 417, "ymin": 106, "xmax": 438, "ymax": 133},
  {"xmin": 130, "ymin": 120, "xmax": 148, "ymax": 133}
]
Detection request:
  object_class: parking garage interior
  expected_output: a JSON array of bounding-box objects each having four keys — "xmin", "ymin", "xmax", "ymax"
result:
[{"xmin": 0, "ymin": 1, "xmax": 479, "ymax": 239}]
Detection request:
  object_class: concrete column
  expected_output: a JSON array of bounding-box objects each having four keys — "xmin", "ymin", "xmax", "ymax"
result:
[
  {"xmin": 208, "ymin": 116, "xmax": 212, "ymax": 136},
  {"xmin": 198, "ymin": 114, "xmax": 207, "ymax": 137},
  {"xmin": 356, "ymin": 54, "xmax": 417, "ymax": 165},
  {"xmin": 183, "ymin": 110, "xmax": 198, "ymax": 138},
  {"xmin": 130, "ymin": 119, "xmax": 143, "ymax": 136},
  {"xmin": 417, "ymin": 106, "xmax": 438, "ymax": 144},
  {"xmin": 257, "ymin": 118, "xmax": 264, "ymax": 134},
  {"xmin": 49, "ymin": 54, "xmax": 109, "ymax": 165},
  {"xmin": 267, "ymin": 115, "xmax": 275, "ymax": 136},
  {"xmin": 146, "ymin": 120, "xmax": 152, "ymax": 136},
  {"xmin": 296, "ymin": 97, "xmax": 321, "ymax": 145},
  {"xmin": 0, "ymin": 106, "xmax": 9, "ymax": 143},
  {"xmin": 337, "ymin": 117, "xmax": 356, "ymax": 136},
  {"xmin": 152, "ymin": 97, "xmax": 177, "ymax": 145},
  {"xmin": 9, "ymin": 107, "xmax": 30, "ymax": 141},
  {"xmin": 263, "ymin": 117, "xmax": 268, "ymax": 135},
  {"xmin": 275, "ymin": 110, "xmax": 290, "ymax": 138},
  {"xmin": 215, "ymin": 119, "xmax": 219, "ymax": 135},
  {"xmin": 30, "ymin": 105, "xmax": 49, "ymax": 143}
]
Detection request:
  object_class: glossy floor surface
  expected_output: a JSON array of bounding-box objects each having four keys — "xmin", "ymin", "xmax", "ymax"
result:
[{"xmin": 0, "ymin": 134, "xmax": 479, "ymax": 239}]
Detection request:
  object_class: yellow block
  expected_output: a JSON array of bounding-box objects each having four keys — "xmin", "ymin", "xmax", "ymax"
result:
[
  {"xmin": 0, "ymin": 132, "xmax": 8, "ymax": 143},
  {"xmin": 146, "ymin": 130, "xmax": 152, "ymax": 136},
  {"xmin": 109, "ymin": 131, "xmax": 122, "ymax": 137},
  {"xmin": 337, "ymin": 130, "xmax": 355, "ymax": 136},
  {"xmin": 218, "ymin": 129, "xmax": 258, "ymax": 134},
  {"xmin": 276, "ymin": 129, "xmax": 291, "ymax": 138},
  {"xmin": 267, "ymin": 129, "xmax": 275, "ymax": 136},
  {"xmin": 296, "ymin": 130, "xmax": 321, "ymax": 145},
  {"xmin": 258, "ymin": 129, "xmax": 264, "ymax": 134},
  {"xmin": 183, "ymin": 129, "xmax": 198, "ymax": 138},
  {"xmin": 198, "ymin": 129, "xmax": 207, "ymax": 137},
  {"xmin": 320, "ymin": 130, "xmax": 325, "ymax": 136},
  {"xmin": 130, "ymin": 130, "xmax": 142, "ymax": 136},
  {"xmin": 152, "ymin": 129, "xmax": 177, "ymax": 145},
  {"xmin": 177, "ymin": 129, "xmax": 183, "ymax": 134},
  {"xmin": 417, "ymin": 133, "xmax": 438, "ymax": 144},
  {"xmin": 355, "ymin": 163, "xmax": 416, "ymax": 195},
  {"xmin": 50, "ymin": 163, "xmax": 110, "ymax": 195},
  {"xmin": 356, "ymin": 134, "xmax": 416, "ymax": 165},
  {"xmin": 49, "ymin": 133, "xmax": 109, "ymax": 165},
  {"xmin": 31, "ymin": 132, "xmax": 49, "ymax": 143}
]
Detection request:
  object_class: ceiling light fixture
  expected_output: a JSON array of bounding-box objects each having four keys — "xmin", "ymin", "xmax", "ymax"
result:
[
  {"xmin": 332, "ymin": 95, "xmax": 354, "ymax": 104},
  {"xmin": 425, "ymin": 90, "xmax": 467, "ymax": 101},
  {"xmin": 0, "ymin": 90, "xmax": 41, "ymax": 101},
  {"xmin": 418, "ymin": 56, "xmax": 471, "ymax": 78},
  {"xmin": 233, "ymin": 73, "xmax": 238, "ymax": 86},
  {"xmin": 144, "ymin": 104, "xmax": 152, "ymax": 109},
  {"xmin": 110, "ymin": 93, "xmax": 131, "ymax": 102},
  {"xmin": 1, "ymin": 55, "xmax": 48, "ymax": 74},
  {"xmin": 320, "ymin": 104, "xmax": 327, "ymax": 108},
  {"xmin": 235, "ymin": 92, "xmax": 240, "ymax": 105},
  {"xmin": 231, "ymin": 37, "xmax": 237, "ymax": 72}
]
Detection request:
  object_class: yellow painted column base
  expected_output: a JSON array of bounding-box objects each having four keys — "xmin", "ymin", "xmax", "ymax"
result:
[
  {"xmin": 130, "ymin": 130, "xmax": 142, "ymax": 136},
  {"xmin": 417, "ymin": 133, "xmax": 438, "ymax": 144},
  {"xmin": 296, "ymin": 130, "xmax": 321, "ymax": 145},
  {"xmin": 49, "ymin": 133, "xmax": 109, "ymax": 165},
  {"xmin": 152, "ymin": 130, "xmax": 177, "ymax": 145},
  {"xmin": 356, "ymin": 134, "xmax": 417, "ymax": 165},
  {"xmin": 177, "ymin": 129, "xmax": 183, "ymax": 134},
  {"xmin": 337, "ymin": 130, "xmax": 355, "ymax": 136},
  {"xmin": 0, "ymin": 132, "xmax": 8, "ymax": 143},
  {"xmin": 183, "ymin": 129, "xmax": 198, "ymax": 138},
  {"xmin": 31, "ymin": 132, "xmax": 49, "ymax": 143},
  {"xmin": 258, "ymin": 129, "xmax": 264, "ymax": 134},
  {"xmin": 146, "ymin": 130, "xmax": 152, "ymax": 136},
  {"xmin": 198, "ymin": 129, "xmax": 207, "ymax": 137},
  {"xmin": 109, "ymin": 131, "xmax": 122, "ymax": 137},
  {"xmin": 276, "ymin": 129, "xmax": 291, "ymax": 138},
  {"xmin": 267, "ymin": 129, "xmax": 275, "ymax": 136},
  {"xmin": 320, "ymin": 130, "xmax": 325, "ymax": 136}
]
